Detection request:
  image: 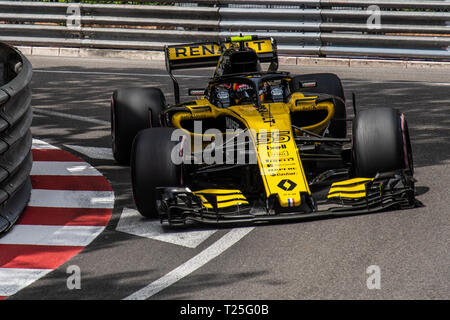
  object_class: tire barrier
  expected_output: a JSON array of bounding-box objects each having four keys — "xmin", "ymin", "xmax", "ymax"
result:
[{"xmin": 0, "ymin": 42, "xmax": 33, "ymax": 233}]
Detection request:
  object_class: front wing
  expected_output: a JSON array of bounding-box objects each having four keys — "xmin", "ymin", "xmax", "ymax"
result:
[{"xmin": 155, "ymin": 170, "xmax": 416, "ymax": 226}]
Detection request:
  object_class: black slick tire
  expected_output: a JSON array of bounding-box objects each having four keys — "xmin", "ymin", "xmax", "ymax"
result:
[
  {"xmin": 353, "ymin": 107, "xmax": 413, "ymax": 178},
  {"xmin": 290, "ymin": 73, "xmax": 347, "ymax": 138},
  {"xmin": 131, "ymin": 127, "xmax": 184, "ymax": 218},
  {"xmin": 111, "ymin": 87, "xmax": 166, "ymax": 165}
]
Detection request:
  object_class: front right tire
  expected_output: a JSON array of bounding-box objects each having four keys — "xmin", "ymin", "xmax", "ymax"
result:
[{"xmin": 111, "ymin": 87, "xmax": 166, "ymax": 165}]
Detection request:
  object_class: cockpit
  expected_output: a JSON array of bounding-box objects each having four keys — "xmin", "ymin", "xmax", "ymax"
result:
[
  {"xmin": 208, "ymin": 45, "xmax": 291, "ymax": 108},
  {"xmin": 208, "ymin": 75, "xmax": 291, "ymax": 108}
]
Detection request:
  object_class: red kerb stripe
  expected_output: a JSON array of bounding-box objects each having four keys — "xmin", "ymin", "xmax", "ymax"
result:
[
  {"xmin": 32, "ymin": 149, "xmax": 82, "ymax": 162},
  {"xmin": 30, "ymin": 175, "xmax": 112, "ymax": 191},
  {"xmin": 16, "ymin": 207, "xmax": 112, "ymax": 226},
  {"xmin": 0, "ymin": 244, "xmax": 83, "ymax": 269}
]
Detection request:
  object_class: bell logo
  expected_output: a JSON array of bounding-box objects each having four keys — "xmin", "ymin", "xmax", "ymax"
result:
[{"xmin": 277, "ymin": 179, "xmax": 297, "ymax": 191}]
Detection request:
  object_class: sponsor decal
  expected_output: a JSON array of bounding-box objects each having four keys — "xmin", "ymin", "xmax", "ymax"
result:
[
  {"xmin": 254, "ymin": 104, "xmax": 275, "ymax": 124},
  {"xmin": 168, "ymin": 40, "xmax": 272, "ymax": 61},
  {"xmin": 277, "ymin": 179, "xmax": 297, "ymax": 191},
  {"xmin": 257, "ymin": 131, "xmax": 290, "ymax": 144},
  {"xmin": 169, "ymin": 43, "xmax": 220, "ymax": 60}
]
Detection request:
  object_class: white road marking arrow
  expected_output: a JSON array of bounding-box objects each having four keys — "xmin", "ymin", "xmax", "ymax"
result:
[
  {"xmin": 124, "ymin": 226, "xmax": 254, "ymax": 300},
  {"xmin": 116, "ymin": 208, "xmax": 217, "ymax": 249}
]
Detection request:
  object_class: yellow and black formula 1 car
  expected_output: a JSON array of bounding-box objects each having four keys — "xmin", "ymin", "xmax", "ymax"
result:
[{"xmin": 111, "ymin": 36, "xmax": 416, "ymax": 225}]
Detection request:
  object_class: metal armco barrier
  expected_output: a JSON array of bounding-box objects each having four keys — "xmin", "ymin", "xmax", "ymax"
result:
[
  {"xmin": 0, "ymin": 0, "xmax": 450, "ymax": 59},
  {"xmin": 0, "ymin": 1, "xmax": 448, "ymax": 59},
  {"xmin": 0, "ymin": 42, "xmax": 33, "ymax": 233}
]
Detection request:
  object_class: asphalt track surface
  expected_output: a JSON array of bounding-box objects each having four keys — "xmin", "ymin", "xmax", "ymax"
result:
[{"xmin": 4, "ymin": 55, "xmax": 450, "ymax": 300}]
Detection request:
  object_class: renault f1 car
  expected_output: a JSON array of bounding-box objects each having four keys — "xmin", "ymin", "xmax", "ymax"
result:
[{"xmin": 111, "ymin": 36, "xmax": 416, "ymax": 225}]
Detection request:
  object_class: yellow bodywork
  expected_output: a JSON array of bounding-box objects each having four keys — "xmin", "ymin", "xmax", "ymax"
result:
[
  {"xmin": 327, "ymin": 178, "xmax": 374, "ymax": 199},
  {"xmin": 171, "ymin": 92, "xmax": 335, "ymax": 208},
  {"xmin": 193, "ymin": 189, "xmax": 248, "ymax": 209}
]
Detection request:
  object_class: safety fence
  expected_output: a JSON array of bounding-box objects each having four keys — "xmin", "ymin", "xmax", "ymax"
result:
[
  {"xmin": 0, "ymin": 42, "xmax": 33, "ymax": 233},
  {"xmin": 0, "ymin": 1, "xmax": 449, "ymax": 59}
]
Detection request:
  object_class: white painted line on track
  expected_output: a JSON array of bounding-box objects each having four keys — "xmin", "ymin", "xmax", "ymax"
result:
[
  {"xmin": 124, "ymin": 227, "xmax": 254, "ymax": 300},
  {"xmin": 33, "ymin": 108, "xmax": 110, "ymax": 126},
  {"xmin": 31, "ymin": 161, "xmax": 102, "ymax": 176},
  {"xmin": 64, "ymin": 145, "xmax": 114, "ymax": 161},
  {"xmin": 0, "ymin": 268, "xmax": 53, "ymax": 297},
  {"xmin": 29, "ymin": 189, "xmax": 114, "ymax": 209},
  {"xmin": 116, "ymin": 208, "xmax": 217, "ymax": 248},
  {"xmin": 0, "ymin": 225, "xmax": 105, "ymax": 246}
]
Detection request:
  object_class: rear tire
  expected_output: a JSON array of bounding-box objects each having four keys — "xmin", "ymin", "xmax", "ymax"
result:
[
  {"xmin": 131, "ymin": 127, "xmax": 184, "ymax": 218},
  {"xmin": 111, "ymin": 87, "xmax": 166, "ymax": 165},
  {"xmin": 353, "ymin": 107, "xmax": 413, "ymax": 177},
  {"xmin": 290, "ymin": 73, "xmax": 347, "ymax": 138}
]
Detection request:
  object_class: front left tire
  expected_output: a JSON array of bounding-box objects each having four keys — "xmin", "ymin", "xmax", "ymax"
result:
[
  {"xmin": 131, "ymin": 127, "xmax": 185, "ymax": 218},
  {"xmin": 352, "ymin": 107, "xmax": 413, "ymax": 178}
]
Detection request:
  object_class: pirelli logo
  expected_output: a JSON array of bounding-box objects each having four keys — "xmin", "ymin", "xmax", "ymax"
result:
[{"xmin": 167, "ymin": 39, "xmax": 273, "ymax": 60}]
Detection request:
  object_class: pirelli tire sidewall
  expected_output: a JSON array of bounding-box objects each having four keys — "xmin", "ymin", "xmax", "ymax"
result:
[
  {"xmin": 352, "ymin": 107, "xmax": 413, "ymax": 178},
  {"xmin": 131, "ymin": 127, "xmax": 183, "ymax": 218},
  {"xmin": 111, "ymin": 87, "xmax": 166, "ymax": 165}
]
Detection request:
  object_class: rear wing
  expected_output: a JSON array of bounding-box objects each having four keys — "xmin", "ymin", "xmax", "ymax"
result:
[{"xmin": 165, "ymin": 36, "xmax": 278, "ymax": 104}]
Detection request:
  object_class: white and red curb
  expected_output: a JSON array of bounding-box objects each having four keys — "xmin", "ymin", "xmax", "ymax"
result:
[{"xmin": 0, "ymin": 139, "xmax": 114, "ymax": 299}]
